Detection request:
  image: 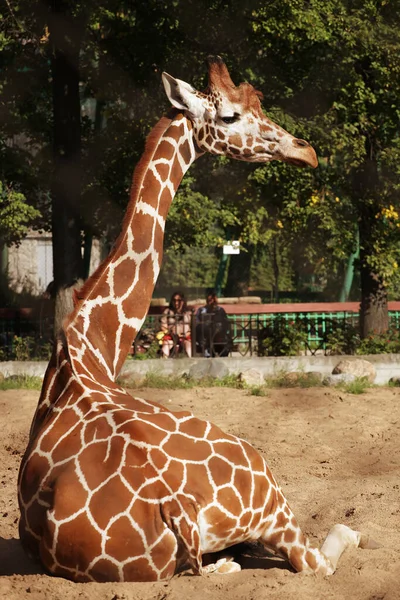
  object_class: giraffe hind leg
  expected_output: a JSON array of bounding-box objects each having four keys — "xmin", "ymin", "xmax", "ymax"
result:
[
  {"xmin": 201, "ymin": 556, "xmax": 241, "ymax": 575},
  {"xmin": 172, "ymin": 516, "xmax": 241, "ymax": 576},
  {"xmin": 165, "ymin": 500, "xmax": 241, "ymax": 577}
]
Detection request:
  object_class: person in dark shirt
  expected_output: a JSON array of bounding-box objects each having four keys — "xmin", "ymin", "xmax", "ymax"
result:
[{"xmin": 195, "ymin": 292, "xmax": 231, "ymax": 357}]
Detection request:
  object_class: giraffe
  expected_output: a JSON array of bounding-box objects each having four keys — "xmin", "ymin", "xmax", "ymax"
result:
[{"xmin": 18, "ymin": 56, "xmax": 376, "ymax": 583}]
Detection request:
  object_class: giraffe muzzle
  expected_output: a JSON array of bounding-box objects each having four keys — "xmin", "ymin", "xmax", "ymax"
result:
[{"xmin": 284, "ymin": 139, "xmax": 318, "ymax": 169}]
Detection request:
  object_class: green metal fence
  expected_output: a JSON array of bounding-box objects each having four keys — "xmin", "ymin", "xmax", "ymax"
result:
[
  {"xmin": 135, "ymin": 310, "xmax": 400, "ymax": 356},
  {"xmin": 1, "ymin": 309, "xmax": 400, "ymax": 359}
]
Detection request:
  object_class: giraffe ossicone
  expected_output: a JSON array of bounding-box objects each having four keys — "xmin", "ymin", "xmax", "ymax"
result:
[{"xmin": 18, "ymin": 56, "xmax": 375, "ymax": 583}]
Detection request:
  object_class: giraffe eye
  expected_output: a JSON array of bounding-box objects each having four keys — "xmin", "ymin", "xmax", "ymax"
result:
[{"xmin": 221, "ymin": 115, "xmax": 238, "ymax": 124}]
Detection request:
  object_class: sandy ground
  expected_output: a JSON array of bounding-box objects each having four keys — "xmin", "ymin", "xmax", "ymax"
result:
[{"xmin": 1, "ymin": 384, "xmax": 400, "ymax": 599}]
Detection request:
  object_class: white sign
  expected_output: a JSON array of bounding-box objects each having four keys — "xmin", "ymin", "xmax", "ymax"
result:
[{"xmin": 223, "ymin": 240, "xmax": 240, "ymax": 255}]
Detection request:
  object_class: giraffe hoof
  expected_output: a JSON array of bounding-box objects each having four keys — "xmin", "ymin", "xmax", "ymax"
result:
[
  {"xmin": 215, "ymin": 560, "xmax": 241, "ymax": 574},
  {"xmin": 202, "ymin": 556, "xmax": 241, "ymax": 575},
  {"xmin": 358, "ymin": 534, "xmax": 382, "ymax": 550}
]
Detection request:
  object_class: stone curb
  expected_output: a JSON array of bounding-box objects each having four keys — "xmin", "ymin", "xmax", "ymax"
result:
[{"xmin": 1, "ymin": 355, "xmax": 400, "ymax": 386}]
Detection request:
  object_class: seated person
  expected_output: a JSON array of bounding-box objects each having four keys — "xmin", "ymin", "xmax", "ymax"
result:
[
  {"xmin": 160, "ymin": 292, "xmax": 192, "ymax": 358},
  {"xmin": 195, "ymin": 292, "xmax": 231, "ymax": 357}
]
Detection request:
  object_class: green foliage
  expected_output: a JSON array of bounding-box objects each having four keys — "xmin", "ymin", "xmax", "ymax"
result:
[
  {"xmin": 338, "ymin": 377, "xmax": 371, "ymax": 395},
  {"xmin": 131, "ymin": 339, "xmax": 160, "ymax": 361},
  {"xmin": 157, "ymin": 246, "xmax": 219, "ymax": 292},
  {"xmin": 132, "ymin": 372, "xmax": 245, "ymax": 390},
  {"xmin": 248, "ymin": 0, "xmax": 400, "ymax": 320},
  {"xmin": 0, "ymin": 375, "xmax": 43, "ymax": 391},
  {"xmin": 2, "ymin": 0, "xmax": 400, "ymax": 334},
  {"xmin": 264, "ymin": 371, "xmax": 323, "ymax": 389},
  {"xmin": 166, "ymin": 176, "xmax": 237, "ymax": 252},
  {"xmin": 0, "ymin": 182, "xmax": 41, "ymax": 246},
  {"xmin": 138, "ymin": 372, "xmax": 194, "ymax": 389},
  {"xmin": 356, "ymin": 328, "xmax": 400, "ymax": 355},
  {"xmin": 0, "ymin": 336, "xmax": 53, "ymax": 362},
  {"xmin": 259, "ymin": 317, "xmax": 308, "ymax": 356},
  {"xmin": 248, "ymin": 385, "xmax": 269, "ymax": 397},
  {"xmin": 325, "ymin": 324, "xmax": 360, "ymax": 355}
]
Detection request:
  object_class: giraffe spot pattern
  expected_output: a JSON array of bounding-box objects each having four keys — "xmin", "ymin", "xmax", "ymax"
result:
[
  {"xmin": 228, "ymin": 134, "xmax": 242, "ymax": 148},
  {"xmin": 90, "ymin": 475, "xmax": 133, "ymax": 529},
  {"xmin": 18, "ymin": 88, "xmax": 328, "ymax": 581},
  {"xmin": 56, "ymin": 512, "xmax": 102, "ymax": 570}
]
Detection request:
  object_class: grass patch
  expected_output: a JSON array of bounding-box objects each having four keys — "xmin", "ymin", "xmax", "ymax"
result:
[
  {"xmin": 248, "ymin": 385, "xmax": 270, "ymax": 397},
  {"xmin": 0, "ymin": 375, "xmax": 43, "ymax": 390},
  {"xmin": 264, "ymin": 371, "xmax": 323, "ymax": 389},
  {"xmin": 132, "ymin": 372, "xmax": 246, "ymax": 390},
  {"xmin": 199, "ymin": 374, "xmax": 246, "ymax": 389},
  {"xmin": 126, "ymin": 370, "xmax": 328, "ymax": 391},
  {"xmin": 138, "ymin": 372, "xmax": 194, "ymax": 389},
  {"xmin": 388, "ymin": 378, "xmax": 400, "ymax": 388},
  {"xmin": 337, "ymin": 376, "xmax": 371, "ymax": 394}
]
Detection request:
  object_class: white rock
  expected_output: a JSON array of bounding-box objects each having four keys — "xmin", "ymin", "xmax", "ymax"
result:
[
  {"xmin": 239, "ymin": 369, "xmax": 264, "ymax": 386},
  {"xmin": 332, "ymin": 358, "xmax": 376, "ymax": 383}
]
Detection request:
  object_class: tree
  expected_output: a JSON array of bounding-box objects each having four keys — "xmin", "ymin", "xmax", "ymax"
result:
[
  {"xmin": 47, "ymin": 1, "xmax": 88, "ymax": 332},
  {"xmin": 3, "ymin": 0, "xmax": 400, "ymax": 340},
  {"xmin": 247, "ymin": 0, "xmax": 400, "ymax": 335},
  {"xmin": 0, "ymin": 183, "xmax": 40, "ymax": 245}
]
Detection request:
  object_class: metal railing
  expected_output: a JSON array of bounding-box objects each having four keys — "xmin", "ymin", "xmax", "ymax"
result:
[
  {"xmin": 133, "ymin": 310, "xmax": 400, "ymax": 358},
  {"xmin": 0, "ymin": 308, "xmax": 400, "ymax": 360},
  {"xmin": 0, "ymin": 308, "xmax": 53, "ymax": 360}
]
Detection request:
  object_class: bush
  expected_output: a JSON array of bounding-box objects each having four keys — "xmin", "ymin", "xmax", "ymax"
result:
[
  {"xmin": 356, "ymin": 327, "xmax": 400, "ymax": 354},
  {"xmin": 0, "ymin": 335, "xmax": 53, "ymax": 361},
  {"xmin": 325, "ymin": 323, "xmax": 360, "ymax": 355},
  {"xmin": 258, "ymin": 317, "xmax": 308, "ymax": 356}
]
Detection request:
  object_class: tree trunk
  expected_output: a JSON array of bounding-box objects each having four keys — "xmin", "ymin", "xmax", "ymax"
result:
[
  {"xmin": 224, "ymin": 245, "xmax": 252, "ymax": 297},
  {"xmin": 271, "ymin": 237, "xmax": 279, "ymax": 303},
  {"xmin": 355, "ymin": 158, "xmax": 389, "ymax": 337},
  {"xmin": 359, "ymin": 263, "xmax": 388, "ymax": 337},
  {"xmin": 48, "ymin": 3, "xmax": 86, "ymax": 335},
  {"xmin": 359, "ymin": 205, "xmax": 388, "ymax": 337}
]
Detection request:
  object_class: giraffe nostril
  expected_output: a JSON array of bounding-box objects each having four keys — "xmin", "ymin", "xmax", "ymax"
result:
[{"xmin": 293, "ymin": 138, "xmax": 310, "ymax": 148}]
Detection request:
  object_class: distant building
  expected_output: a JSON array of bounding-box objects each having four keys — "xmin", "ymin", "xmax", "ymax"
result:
[{"xmin": 6, "ymin": 231, "xmax": 102, "ymax": 296}]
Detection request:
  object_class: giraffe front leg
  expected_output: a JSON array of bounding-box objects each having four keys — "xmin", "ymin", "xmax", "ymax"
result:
[
  {"xmin": 262, "ymin": 522, "xmax": 380, "ymax": 576},
  {"xmin": 319, "ymin": 523, "xmax": 381, "ymax": 574},
  {"xmin": 260, "ymin": 501, "xmax": 380, "ymax": 576}
]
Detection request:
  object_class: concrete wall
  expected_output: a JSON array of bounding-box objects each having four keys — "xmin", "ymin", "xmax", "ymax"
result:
[{"xmin": 1, "ymin": 354, "xmax": 400, "ymax": 385}]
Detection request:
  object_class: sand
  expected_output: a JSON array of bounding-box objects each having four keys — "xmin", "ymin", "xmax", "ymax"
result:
[{"xmin": 1, "ymin": 384, "xmax": 399, "ymax": 599}]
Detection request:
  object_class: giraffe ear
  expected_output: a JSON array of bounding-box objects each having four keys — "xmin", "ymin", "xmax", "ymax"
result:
[{"xmin": 162, "ymin": 72, "xmax": 205, "ymax": 118}]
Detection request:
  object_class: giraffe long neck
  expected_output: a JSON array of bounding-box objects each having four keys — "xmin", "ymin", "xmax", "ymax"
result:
[{"xmin": 64, "ymin": 112, "xmax": 198, "ymax": 383}]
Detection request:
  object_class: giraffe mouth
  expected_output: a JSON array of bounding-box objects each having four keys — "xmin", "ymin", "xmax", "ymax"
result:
[
  {"xmin": 284, "ymin": 149, "xmax": 318, "ymax": 169},
  {"xmin": 286, "ymin": 158, "xmax": 311, "ymax": 168}
]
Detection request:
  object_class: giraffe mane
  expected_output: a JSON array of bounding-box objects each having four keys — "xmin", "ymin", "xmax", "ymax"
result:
[{"xmin": 64, "ymin": 110, "xmax": 179, "ymax": 327}]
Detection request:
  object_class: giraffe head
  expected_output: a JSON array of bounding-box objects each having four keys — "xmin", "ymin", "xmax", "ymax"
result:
[{"xmin": 162, "ymin": 56, "xmax": 317, "ymax": 168}]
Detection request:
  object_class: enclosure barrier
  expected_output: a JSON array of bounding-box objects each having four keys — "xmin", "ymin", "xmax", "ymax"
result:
[
  {"xmin": 1, "ymin": 306, "xmax": 400, "ymax": 360},
  {"xmin": 133, "ymin": 309, "xmax": 400, "ymax": 358}
]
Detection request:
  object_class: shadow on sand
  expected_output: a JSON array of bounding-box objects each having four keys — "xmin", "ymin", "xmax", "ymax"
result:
[
  {"xmin": 0, "ymin": 537, "xmax": 292, "ymax": 579},
  {"xmin": 203, "ymin": 541, "xmax": 293, "ymax": 573},
  {"xmin": 0, "ymin": 537, "xmax": 45, "ymax": 576}
]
